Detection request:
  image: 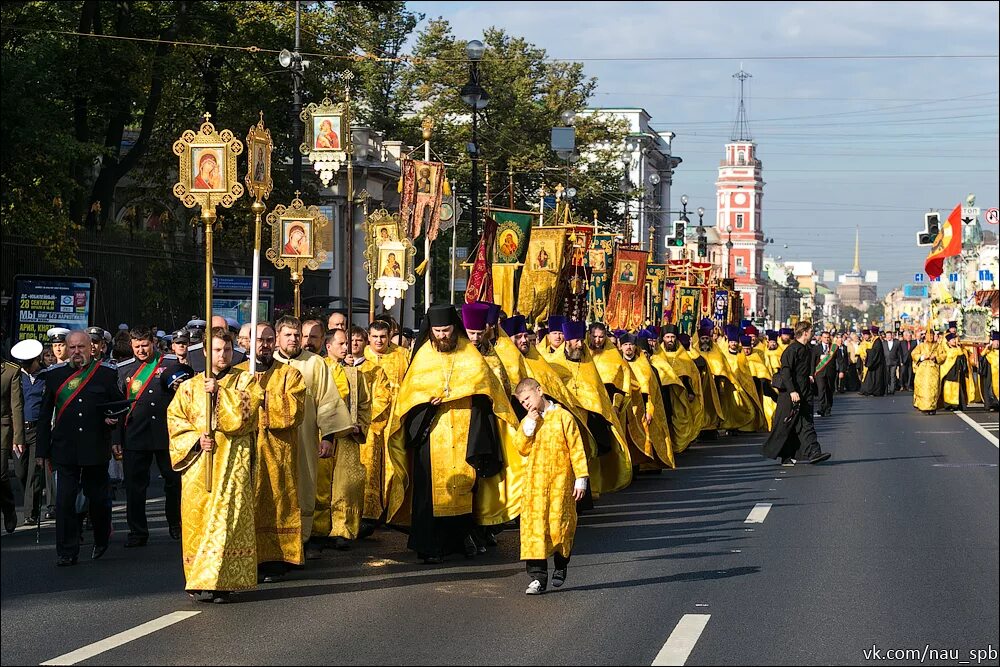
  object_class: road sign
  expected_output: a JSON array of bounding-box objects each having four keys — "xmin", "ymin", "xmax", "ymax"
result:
[
  {"xmin": 913, "ymin": 273, "xmax": 924, "ymax": 283},
  {"xmin": 986, "ymin": 207, "xmax": 999, "ymax": 225},
  {"xmin": 961, "ymin": 206, "xmax": 980, "ymax": 224},
  {"xmin": 901, "ymin": 313, "xmax": 909, "ymax": 319}
]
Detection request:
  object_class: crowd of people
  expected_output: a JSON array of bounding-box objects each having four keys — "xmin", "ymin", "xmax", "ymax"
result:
[{"xmin": 0, "ymin": 308, "xmax": 996, "ymax": 601}]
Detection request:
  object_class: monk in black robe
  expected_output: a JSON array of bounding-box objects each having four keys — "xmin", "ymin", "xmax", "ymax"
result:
[{"xmin": 859, "ymin": 327, "xmax": 887, "ymax": 397}]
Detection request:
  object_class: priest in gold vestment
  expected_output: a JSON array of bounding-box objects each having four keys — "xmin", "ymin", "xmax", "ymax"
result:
[
  {"xmin": 235, "ymin": 324, "xmax": 306, "ymax": 581},
  {"xmin": 912, "ymin": 332, "xmax": 947, "ymax": 414},
  {"xmin": 619, "ymin": 333, "xmax": 674, "ymax": 468},
  {"xmin": 939, "ymin": 332, "xmax": 980, "ymax": 410},
  {"xmin": 314, "ymin": 328, "xmax": 371, "ymax": 548},
  {"xmin": 513, "ymin": 378, "xmax": 589, "ymax": 594},
  {"xmin": 168, "ymin": 329, "xmax": 259, "ymax": 603},
  {"xmin": 349, "ymin": 327, "xmax": 393, "ymax": 534},
  {"xmin": 702, "ymin": 328, "xmax": 759, "ymax": 433},
  {"xmin": 588, "ymin": 323, "xmax": 646, "ymax": 463},
  {"xmin": 272, "ymin": 316, "xmax": 353, "ymax": 556},
  {"xmin": 654, "ymin": 326, "xmax": 704, "ymax": 452},
  {"xmin": 385, "ymin": 305, "xmax": 517, "ymax": 563},
  {"xmin": 980, "ymin": 332, "xmax": 999, "ymax": 412}
]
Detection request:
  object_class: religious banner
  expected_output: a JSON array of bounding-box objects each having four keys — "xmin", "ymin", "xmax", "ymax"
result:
[
  {"xmin": 605, "ymin": 247, "xmax": 648, "ymax": 331},
  {"xmin": 490, "ymin": 208, "xmax": 536, "ymax": 316},
  {"xmin": 645, "ymin": 264, "xmax": 666, "ymax": 327},
  {"xmin": 662, "ymin": 282, "xmax": 677, "ymax": 325},
  {"xmin": 557, "ymin": 225, "xmax": 595, "ymax": 321},
  {"xmin": 364, "ymin": 208, "xmax": 415, "ymax": 310},
  {"xmin": 465, "ymin": 214, "xmax": 498, "ymax": 304},
  {"xmin": 587, "ymin": 234, "xmax": 614, "ymax": 324},
  {"xmin": 400, "ymin": 158, "xmax": 447, "ymax": 241},
  {"xmin": 299, "ymin": 96, "xmax": 348, "ymax": 188},
  {"xmin": 516, "ymin": 226, "xmax": 569, "ymax": 324},
  {"xmin": 666, "ymin": 258, "xmax": 691, "ymax": 283},
  {"xmin": 712, "ymin": 289, "xmax": 730, "ymax": 329},
  {"xmin": 676, "ymin": 286, "xmax": 702, "ymax": 337},
  {"xmin": 690, "ymin": 262, "xmax": 713, "ymax": 287}
]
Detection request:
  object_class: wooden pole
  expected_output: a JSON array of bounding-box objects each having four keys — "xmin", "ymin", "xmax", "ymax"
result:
[{"xmin": 201, "ymin": 201, "xmax": 216, "ymax": 491}]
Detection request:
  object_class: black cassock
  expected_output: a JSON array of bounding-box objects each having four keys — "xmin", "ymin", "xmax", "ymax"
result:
[
  {"xmin": 404, "ymin": 395, "xmax": 501, "ymax": 558},
  {"xmin": 859, "ymin": 340, "xmax": 887, "ymax": 396},
  {"xmin": 981, "ymin": 357, "xmax": 999, "ymax": 411},
  {"xmin": 761, "ymin": 342, "xmax": 823, "ymax": 461},
  {"xmin": 942, "ymin": 354, "xmax": 969, "ymax": 409}
]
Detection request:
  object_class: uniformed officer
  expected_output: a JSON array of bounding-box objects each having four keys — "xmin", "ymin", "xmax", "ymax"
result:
[
  {"xmin": 47, "ymin": 327, "xmax": 72, "ymax": 363},
  {"xmin": 87, "ymin": 326, "xmax": 111, "ymax": 365},
  {"xmin": 1, "ymin": 353, "xmax": 24, "ymax": 533},
  {"xmin": 11, "ymin": 339, "xmax": 47, "ymax": 525},
  {"xmin": 114, "ymin": 326, "xmax": 183, "ymax": 547},
  {"xmin": 186, "ymin": 316, "xmax": 246, "ymax": 373},
  {"xmin": 170, "ymin": 329, "xmax": 191, "ymax": 365},
  {"xmin": 36, "ymin": 330, "xmax": 125, "ymax": 566}
]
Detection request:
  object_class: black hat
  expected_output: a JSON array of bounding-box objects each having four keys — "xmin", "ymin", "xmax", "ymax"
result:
[
  {"xmin": 171, "ymin": 329, "xmax": 190, "ymax": 344},
  {"xmin": 99, "ymin": 399, "xmax": 135, "ymax": 418},
  {"xmin": 401, "ymin": 327, "xmax": 416, "ymax": 340},
  {"xmin": 161, "ymin": 364, "xmax": 196, "ymax": 393},
  {"xmin": 427, "ymin": 304, "xmax": 457, "ymax": 328},
  {"xmin": 662, "ymin": 324, "xmax": 679, "ymax": 336},
  {"xmin": 86, "ymin": 326, "xmax": 105, "ymax": 342}
]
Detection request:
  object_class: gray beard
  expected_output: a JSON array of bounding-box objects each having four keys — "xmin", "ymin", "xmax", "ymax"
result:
[
  {"xmin": 564, "ymin": 347, "xmax": 583, "ymax": 362},
  {"xmin": 699, "ymin": 342, "xmax": 713, "ymax": 352}
]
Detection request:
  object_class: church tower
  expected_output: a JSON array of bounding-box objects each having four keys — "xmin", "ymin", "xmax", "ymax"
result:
[{"xmin": 716, "ymin": 67, "xmax": 765, "ymax": 316}]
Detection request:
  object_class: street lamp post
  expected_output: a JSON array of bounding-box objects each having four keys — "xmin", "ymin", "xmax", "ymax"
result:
[
  {"xmin": 621, "ymin": 142, "xmax": 638, "ymax": 242},
  {"xmin": 279, "ymin": 1, "xmax": 310, "ymax": 191},
  {"xmin": 461, "ymin": 39, "xmax": 489, "ymax": 242}
]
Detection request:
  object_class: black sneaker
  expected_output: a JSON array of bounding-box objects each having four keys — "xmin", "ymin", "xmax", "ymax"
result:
[
  {"xmin": 806, "ymin": 452, "xmax": 832, "ymax": 464},
  {"xmin": 551, "ymin": 569, "xmax": 567, "ymax": 588},
  {"xmin": 463, "ymin": 534, "xmax": 477, "ymax": 559}
]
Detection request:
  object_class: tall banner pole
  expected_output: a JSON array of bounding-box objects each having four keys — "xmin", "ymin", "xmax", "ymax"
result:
[
  {"xmin": 173, "ymin": 113, "xmax": 244, "ymax": 493},
  {"xmin": 423, "ymin": 120, "xmax": 432, "ymax": 312},
  {"xmin": 344, "ymin": 73, "xmax": 355, "ymax": 326},
  {"xmin": 246, "ymin": 113, "xmax": 274, "ymax": 376}
]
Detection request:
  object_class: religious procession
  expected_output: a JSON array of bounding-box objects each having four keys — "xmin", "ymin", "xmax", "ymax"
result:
[{"xmin": 3, "ymin": 3, "xmax": 999, "ymax": 665}]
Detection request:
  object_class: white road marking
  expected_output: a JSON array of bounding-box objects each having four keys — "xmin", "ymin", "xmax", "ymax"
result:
[
  {"xmin": 956, "ymin": 411, "xmax": 999, "ymax": 448},
  {"xmin": 744, "ymin": 503, "xmax": 772, "ymax": 524},
  {"xmin": 40, "ymin": 611, "xmax": 200, "ymax": 665},
  {"xmin": 651, "ymin": 614, "xmax": 711, "ymax": 666}
]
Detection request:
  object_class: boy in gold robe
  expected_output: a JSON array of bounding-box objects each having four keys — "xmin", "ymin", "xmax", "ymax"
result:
[
  {"xmin": 235, "ymin": 323, "xmax": 307, "ymax": 582},
  {"xmin": 513, "ymin": 378, "xmax": 589, "ymax": 595},
  {"xmin": 168, "ymin": 329, "xmax": 259, "ymax": 603}
]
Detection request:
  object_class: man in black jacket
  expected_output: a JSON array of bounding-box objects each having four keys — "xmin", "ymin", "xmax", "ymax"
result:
[
  {"xmin": 811, "ymin": 330, "xmax": 842, "ymax": 417},
  {"xmin": 36, "ymin": 331, "xmax": 125, "ymax": 566},
  {"xmin": 761, "ymin": 321, "xmax": 832, "ymax": 466},
  {"xmin": 882, "ymin": 330, "xmax": 903, "ymax": 395},
  {"xmin": 897, "ymin": 330, "xmax": 918, "ymax": 391},
  {"xmin": 114, "ymin": 326, "xmax": 183, "ymax": 548}
]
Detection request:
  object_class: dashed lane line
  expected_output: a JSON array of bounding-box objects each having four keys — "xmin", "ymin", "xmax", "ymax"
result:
[
  {"xmin": 651, "ymin": 614, "xmax": 711, "ymax": 666},
  {"xmin": 41, "ymin": 611, "xmax": 200, "ymax": 665},
  {"xmin": 744, "ymin": 503, "xmax": 772, "ymax": 524}
]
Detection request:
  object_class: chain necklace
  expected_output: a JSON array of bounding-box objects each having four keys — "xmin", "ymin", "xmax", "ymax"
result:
[{"xmin": 440, "ymin": 349, "xmax": 458, "ymax": 398}]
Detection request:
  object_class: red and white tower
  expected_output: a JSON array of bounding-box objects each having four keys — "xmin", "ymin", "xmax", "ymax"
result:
[{"xmin": 716, "ymin": 68, "xmax": 765, "ymax": 316}]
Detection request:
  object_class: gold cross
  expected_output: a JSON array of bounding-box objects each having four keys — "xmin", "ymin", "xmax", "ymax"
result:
[
  {"xmin": 294, "ymin": 190, "xmax": 301, "ymax": 199},
  {"xmin": 203, "ymin": 112, "xmax": 212, "ymax": 123},
  {"xmin": 554, "ymin": 183, "xmax": 564, "ymax": 199}
]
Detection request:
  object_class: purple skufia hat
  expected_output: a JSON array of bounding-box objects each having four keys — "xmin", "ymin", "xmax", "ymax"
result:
[
  {"xmin": 484, "ymin": 302, "xmax": 501, "ymax": 327},
  {"xmin": 501, "ymin": 315, "xmax": 527, "ymax": 336},
  {"xmin": 461, "ymin": 302, "xmax": 490, "ymax": 331},
  {"xmin": 724, "ymin": 324, "xmax": 740, "ymax": 342},
  {"xmin": 619, "ymin": 332, "xmax": 638, "ymax": 345},
  {"xmin": 637, "ymin": 328, "xmax": 656, "ymax": 340},
  {"xmin": 739, "ymin": 335, "xmax": 753, "ymax": 347},
  {"xmin": 678, "ymin": 333, "xmax": 691, "ymax": 348},
  {"xmin": 779, "ymin": 327, "xmax": 793, "ymax": 336},
  {"xmin": 562, "ymin": 319, "xmax": 586, "ymax": 341},
  {"xmin": 547, "ymin": 315, "xmax": 566, "ymax": 332},
  {"xmin": 766, "ymin": 330, "xmax": 778, "ymax": 341}
]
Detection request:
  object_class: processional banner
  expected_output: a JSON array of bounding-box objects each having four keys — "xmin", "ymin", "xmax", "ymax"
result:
[{"xmin": 606, "ymin": 246, "xmax": 648, "ymax": 331}]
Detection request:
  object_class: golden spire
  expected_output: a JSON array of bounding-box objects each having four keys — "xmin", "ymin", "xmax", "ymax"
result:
[{"xmin": 853, "ymin": 225, "xmax": 861, "ymax": 274}]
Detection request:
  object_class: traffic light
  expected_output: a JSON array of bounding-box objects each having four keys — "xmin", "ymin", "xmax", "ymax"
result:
[
  {"xmin": 669, "ymin": 221, "xmax": 686, "ymax": 247},
  {"xmin": 917, "ymin": 212, "xmax": 940, "ymax": 246},
  {"xmin": 697, "ymin": 235, "xmax": 708, "ymax": 257}
]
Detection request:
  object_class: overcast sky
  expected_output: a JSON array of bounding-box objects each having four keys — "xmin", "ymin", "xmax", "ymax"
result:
[{"xmin": 407, "ymin": 1, "xmax": 999, "ymax": 291}]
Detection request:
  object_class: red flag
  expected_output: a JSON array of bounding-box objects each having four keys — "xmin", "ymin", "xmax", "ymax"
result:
[
  {"xmin": 924, "ymin": 203, "xmax": 962, "ymax": 280},
  {"xmin": 464, "ymin": 215, "xmax": 497, "ymax": 304}
]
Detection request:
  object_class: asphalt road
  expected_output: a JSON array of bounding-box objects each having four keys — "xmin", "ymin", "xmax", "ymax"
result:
[{"xmin": 2, "ymin": 395, "xmax": 997, "ymax": 666}]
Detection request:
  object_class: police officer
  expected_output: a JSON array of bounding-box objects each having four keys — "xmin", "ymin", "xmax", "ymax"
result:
[
  {"xmin": 1, "ymin": 353, "xmax": 24, "ymax": 533},
  {"xmin": 36, "ymin": 330, "xmax": 125, "ymax": 566},
  {"xmin": 170, "ymin": 328, "xmax": 191, "ymax": 365},
  {"xmin": 114, "ymin": 326, "xmax": 182, "ymax": 547},
  {"xmin": 87, "ymin": 326, "xmax": 111, "ymax": 366},
  {"xmin": 47, "ymin": 327, "xmax": 72, "ymax": 363}
]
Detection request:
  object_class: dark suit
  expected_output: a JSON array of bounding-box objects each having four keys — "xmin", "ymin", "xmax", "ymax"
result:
[
  {"xmin": 37, "ymin": 361, "xmax": 125, "ymax": 558},
  {"xmin": 114, "ymin": 354, "xmax": 182, "ymax": 540},
  {"xmin": 882, "ymin": 340, "xmax": 903, "ymax": 394},
  {"xmin": 811, "ymin": 342, "xmax": 840, "ymax": 416},
  {"xmin": 898, "ymin": 339, "xmax": 918, "ymax": 390}
]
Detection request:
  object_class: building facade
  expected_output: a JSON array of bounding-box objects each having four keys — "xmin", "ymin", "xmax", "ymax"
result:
[{"xmin": 716, "ymin": 140, "xmax": 765, "ymax": 316}]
